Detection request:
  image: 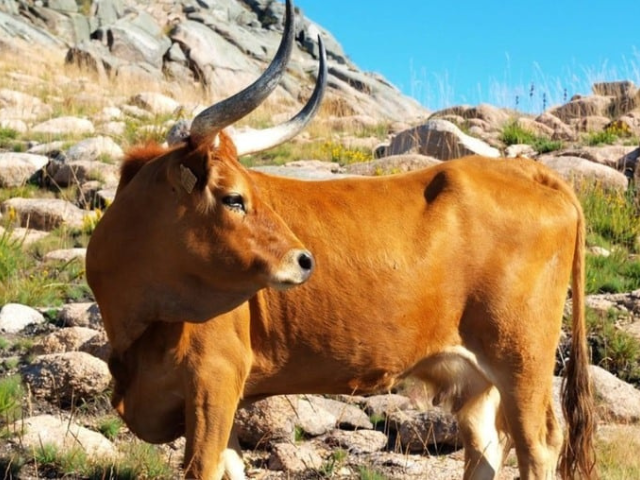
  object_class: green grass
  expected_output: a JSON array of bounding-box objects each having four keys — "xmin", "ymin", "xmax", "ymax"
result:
[
  {"xmin": 580, "ymin": 185, "xmax": 640, "ymax": 253},
  {"xmin": 0, "ymin": 453, "xmax": 26, "ymax": 478},
  {"xmin": 294, "ymin": 424, "xmax": 306, "ymax": 443},
  {"xmin": 359, "ymin": 466, "xmax": 388, "ymax": 480},
  {"xmin": 108, "ymin": 442, "xmax": 174, "ymax": 479},
  {"xmin": 577, "ymin": 184, "xmax": 640, "ymax": 294},
  {"xmin": 584, "ymin": 308, "xmax": 640, "ymax": 385},
  {"xmin": 0, "ymin": 228, "xmax": 28, "ymax": 287},
  {"xmin": 120, "ymin": 114, "xmax": 175, "ymax": 149},
  {"xmin": 0, "ymin": 184, "xmax": 42, "ymax": 203},
  {"xmin": 583, "ymin": 121, "xmax": 639, "ymax": 147},
  {"xmin": 586, "ymin": 251, "xmax": 640, "ymax": 294},
  {"xmin": 323, "ymin": 141, "xmax": 372, "ymax": 164},
  {"xmin": 34, "ymin": 443, "xmax": 89, "ymax": 476},
  {"xmin": 499, "ymin": 121, "xmax": 564, "ymax": 153},
  {"xmin": 584, "ymin": 129, "xmax": 620, "ymax": 146},
  {"xmin": 319, "ymin": 449, "xmax": 348, "ymax": 477},
  {"xmin": 23, "ymin": 440, "xmax": 174, "ymax": 480},
  {"xmin": 0, "ymin": 226, "xmax": 91, "ymax": 306},
  {"xmin": 531, "ymin": 136, "xmax": 564, "ymax": 154},
  {"xmin": 353, "ymin": 122, "xmax": 389, "ymax": 139},
  {"xmin": 241, "ymin": 139, "xmax": 372, "ymax": 167},
  {"xmin": 98, "ymin": 416, "xmax": 123, "ymax": 441},
  {"xmin": 0, "ymin": 127, "xmax": 19, "ymax": 149},
  {"xmin": 243, "ymin": 143, "xmax": 298, "ymax": 166},
  {"xmin": 242, "ymin": 140, "xmax": 329, "ymax": 167},
  {"xmin": 0, "ymin": 375, "xmax": 24, "ymax": 425},
  {"xmin": 369, "ymin": 413, "xmax": 386, "ymax": 428},
  {"xmin": 596, "ymin": 430, "xmax": 640, "ymax": 479}
]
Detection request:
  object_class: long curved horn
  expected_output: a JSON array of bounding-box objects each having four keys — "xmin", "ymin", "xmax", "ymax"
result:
[
  {"xmin": 233, "ymin": 36, "xmax": 327, "ymax": 157},
  {"xmin": 189, "ymin": 0, "xmax": 295, "ymax": 147}
]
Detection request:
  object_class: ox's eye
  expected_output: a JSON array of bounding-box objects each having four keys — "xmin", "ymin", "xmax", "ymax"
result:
[{"xmin": 222, "ymin": 194, "xmax": 246, "ymax": 212}]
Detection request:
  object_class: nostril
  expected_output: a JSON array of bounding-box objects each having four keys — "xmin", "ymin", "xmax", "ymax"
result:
[{"xmin": 297, "ymin": 251, "xmax": 314, "ymax": 271}]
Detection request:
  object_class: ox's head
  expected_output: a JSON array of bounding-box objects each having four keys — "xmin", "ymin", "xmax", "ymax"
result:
[{"xmin": 86, "ymin": 0, "xmax": 326, "ymax": 352}]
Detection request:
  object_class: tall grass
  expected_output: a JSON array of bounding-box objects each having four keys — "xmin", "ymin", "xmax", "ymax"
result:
[
  {"xmin": 11, "ymin": 440, "xmax": 174, "ymax": 479},
  {"xmin": 578, "ymin": 184, "xmax": 640, "ymax": 294},
  {"xmin": 579, "ymin": 186, "xmax": 640, "ymax": 253},
  {"xmin": 0, "ymin": 375, "xmax": 23, "ymax": 426}
]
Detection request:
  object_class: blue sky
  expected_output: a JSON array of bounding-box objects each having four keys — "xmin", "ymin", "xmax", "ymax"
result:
[{"xmin": 294, "ymin": 1, "xmax": 640, "ymax": 112}]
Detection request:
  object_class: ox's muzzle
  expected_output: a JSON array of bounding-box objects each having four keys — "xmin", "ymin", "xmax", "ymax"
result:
[{"xmin": 270, "ymin": 248, "xmax": 314, "ymax": 290}]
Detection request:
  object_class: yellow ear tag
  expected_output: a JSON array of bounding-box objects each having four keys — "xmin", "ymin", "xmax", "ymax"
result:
[{"xmin": 180, "ymin": 164, "xmax": 197, "ymax": 194}]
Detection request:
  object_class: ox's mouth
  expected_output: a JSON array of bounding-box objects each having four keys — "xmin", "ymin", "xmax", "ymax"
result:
[{"xmin": 269, "ymin": 279, "xmax": 305, "ymax": 291}]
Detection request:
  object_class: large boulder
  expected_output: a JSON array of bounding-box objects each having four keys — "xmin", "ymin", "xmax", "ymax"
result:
[
  {"xmin": 0, "ymin": 197, "xmax": 90, "ymax": 231},
  {"xmin": 0, "ymin": 152, "xmax": 49, "ymax": 188},
  {"xmin": 590, "ymin": 365, "xmax": 640, "ymax": 423},
  {"xmin": 7, "ymin": 414, "xmax": 117, "ymax": 459},
  {"xmin": 538, "ymin": 155, "xmax": 629, "ymax": 191},
  {"xmin": 21, "ymin": 352, "xmax": 111, "ymax": 405},
  {"xmin": 93, "ymin": 10, "xmax": 171, "ymax": 70},
  {"xmin": 386, "ymin": 119, "xmax": 500, "ymax": 160},
  {"xmin": 535, "ymin": 112, "xmax": 577, "ymax": 141},
  {"xmin": 431, "ymin": 103, "xmax": 510, "ymax": 131},
  {"xmin": 549, "ymin": 95, "xmax": 612, "ymax": 123}
]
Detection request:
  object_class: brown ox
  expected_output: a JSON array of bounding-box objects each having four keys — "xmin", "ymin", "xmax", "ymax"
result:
[{"xmin": 86, "ymin": 3, "xmax": 596, "ymax": 480}]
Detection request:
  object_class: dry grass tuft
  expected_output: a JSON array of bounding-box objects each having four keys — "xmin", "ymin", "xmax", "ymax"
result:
[{"xmin": 595, "ymin": 424, "xmax": 640, "ymax": 479}]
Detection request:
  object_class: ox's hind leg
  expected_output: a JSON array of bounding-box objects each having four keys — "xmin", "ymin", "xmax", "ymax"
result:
[
  {"xmin": 497, "ymin": 380, "xmax": 563, "ymax": 480},
  {"xmin": 456, "ymin": 386, "xmax": 511, "ymax": 480}
]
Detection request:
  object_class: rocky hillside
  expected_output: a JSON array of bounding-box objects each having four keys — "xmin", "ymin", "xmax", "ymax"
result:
[
  {"xmin": 2, "ymin": 1, "xmax": 640, "ymax": 479},
  {"xmin": 0, "ymin": 0, "xmax": 428, "ymax": 123}
]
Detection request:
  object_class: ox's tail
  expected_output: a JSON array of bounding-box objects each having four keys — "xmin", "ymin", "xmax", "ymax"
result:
[{"xmin": 559, "ymin": 195, "xmax": 597, "ymax": 479}]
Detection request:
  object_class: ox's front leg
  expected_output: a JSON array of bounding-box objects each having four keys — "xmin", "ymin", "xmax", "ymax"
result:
[
  {"xmin": 182, "ymin": 323, "xmax": 251, "ymax": 480},
  {"xmin": 183, "ymin": 361, "xmax": 248, "ymax": 480}
]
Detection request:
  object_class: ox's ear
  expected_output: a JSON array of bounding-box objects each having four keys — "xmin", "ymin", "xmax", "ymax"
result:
[
  {"xmin": 211, "ymin": 130, "xmax": 240, "ymax": 165},
  {"xmin": 171, "ymin": 146, "xmax": 216, "ymax": 195}
]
